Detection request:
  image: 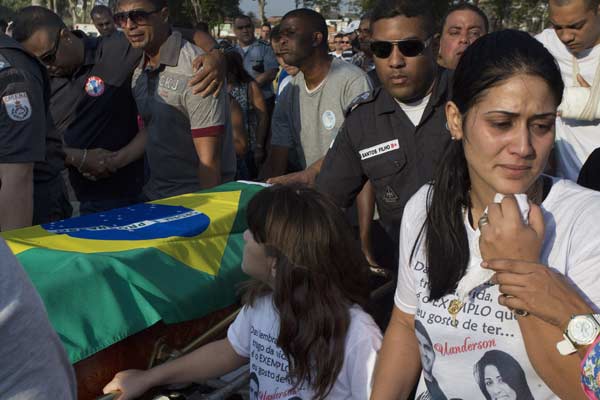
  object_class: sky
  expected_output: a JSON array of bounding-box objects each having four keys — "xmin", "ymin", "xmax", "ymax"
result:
[{"xmin": 239, "ymin": 0, "xmax": 297, "ymax": 18}]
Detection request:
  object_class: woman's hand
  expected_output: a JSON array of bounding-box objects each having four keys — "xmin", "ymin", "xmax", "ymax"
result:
[
  {"xmin": 102, "ymin": 369, "xmax": 152, "ymax": 400},
  {"xmin": 483, "ymin": 259, "xmax": 593, "ymax": 328},
  {"xmin": 479, "ymin": 196, "xmax": 545, "ymax": 263}
]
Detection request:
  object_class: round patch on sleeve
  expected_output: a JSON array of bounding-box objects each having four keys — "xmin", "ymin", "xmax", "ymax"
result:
[
  {"xmin": 322, "ymin": 110, "xmax": 336, "ymax": 130},
  {"xmin": 85, "ymin": 75, "xmax": 105, "ymax": 97},
  {"xmin": 2, "ymin": 92, "xmax": 31, "ymax": 121}
]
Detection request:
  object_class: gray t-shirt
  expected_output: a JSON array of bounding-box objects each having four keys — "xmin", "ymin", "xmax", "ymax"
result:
[
  {"xmin": 271, "ymin": 58, "xmax": 372, "ymax": 169},
  {"xmin": 0, "ymin": 239, "xmax": 76, "ymax": 400},
  {"xmin": 132, "ymin": 31, "xmax": 236, "ymax": 200}
]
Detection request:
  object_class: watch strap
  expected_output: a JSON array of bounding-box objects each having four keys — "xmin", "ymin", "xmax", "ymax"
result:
[{"xmin": 557, "ymin": 336, "xmax": 577, "ymax": 356}]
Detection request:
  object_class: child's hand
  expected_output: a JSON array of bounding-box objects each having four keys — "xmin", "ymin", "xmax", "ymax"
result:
[{"xmin": 102, "ymin": 369, "xmax": 151, "ymax": 400}]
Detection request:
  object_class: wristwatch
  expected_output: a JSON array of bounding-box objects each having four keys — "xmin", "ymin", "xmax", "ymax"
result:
[{"xmin": 556, "ymin": 314, "xmax": 600, "ymax": 355}]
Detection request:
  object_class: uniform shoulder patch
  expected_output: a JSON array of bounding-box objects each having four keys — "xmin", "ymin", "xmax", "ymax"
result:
[
  {"xmin": 0, "ymin": 56, "xmax": 11, "ymax": 72},
  {"xmin": 257, "ymin": 38, "xmax": 271, "ymax": 46},
  {"xmin": 345, "ymin": 90, "xmax": 374, "ymax": 116},
  {"xmin": 2, "ymin": 92, "xmax": 32, "ymax": 121}
]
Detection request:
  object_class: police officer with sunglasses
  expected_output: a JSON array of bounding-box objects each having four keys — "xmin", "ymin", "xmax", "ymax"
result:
[
  {"xmin": 12, "ymin": 6, "xmax": 225, "ymax": 214},
  {"xmin": 315, "ymin": 0, "xmax": 452, "ymax": 262}
]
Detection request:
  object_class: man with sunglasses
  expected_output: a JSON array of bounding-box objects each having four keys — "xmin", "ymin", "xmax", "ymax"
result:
[
  {"xmin": 118, "ymin": 0, "xmax": 235, "ymax": 200},
  {"xmin": 0, "ymin": 32, "xmax": 70, "ymax": 230},
  {"xmin": 233, "ymin": 15, "xmax": 279, "ymax": 113},
  {"xmin": 12, "ymin": 6, "xmax": 225, "ymax": 213},
  {"xmin": 316, "ymin": 0, "xmax": 452, "ymax": 253}
]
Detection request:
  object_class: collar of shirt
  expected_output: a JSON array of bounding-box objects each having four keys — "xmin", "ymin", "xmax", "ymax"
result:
[
  {"xmin": 139, "ymin": 30, "xmax": 182, "ymax": 71},
  {"xmin": 82, "ymin": 36, "xmax": 99, "ymax": 67},
  {"xmin": 374, "ymin": 67, "xmax": 450, "ymax": 116},
  {"xmin": 236, "ymin": 38, "xmax": 257, "ymax": 51}
]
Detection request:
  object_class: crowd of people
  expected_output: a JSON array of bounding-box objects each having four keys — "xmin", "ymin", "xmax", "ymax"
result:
[{"xmin": 2, "ymin": 0, "xmax": 600, "ymax": 399}]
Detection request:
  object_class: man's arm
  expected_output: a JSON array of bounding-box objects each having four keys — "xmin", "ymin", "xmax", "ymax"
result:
[
  {"xmin": 184, "ymin": 70, "xmax": 228, "ymax": 190},
  {"xmin": 266, "ymin": 156, "xmax": 322, "ymax": 185},
  {"xmin": 254, "ymin": 44, "xmax": 279, "ymax": 87},
  {"xmin": 0, "ymin": 64, "xmax": 46, "ymax": 230},
  {"xmin": 107, "ymin": 128, "xmax": 147, "ymax": 172},
  {"xmin": 0, "ymin": 163, "xmax": 33, "ymax": 230},
  {"xmin": 259, "ymin": 146, "xmax": 290, "ymax": 181},
  {"xmin": 248, "ymin": 81, "xmax": 268, "ymax": 164},
  {"xmin": 314, "ymin": 122, "xmax": 367, "ymax": 208},
  {"xmin": 254, "ymin": 68, "xmax": 278, "ymax": 87},
  {"xmin": 258, "ymin": 91, "xmax": 293, "ymax": 180},
  {"xmin": 193, "ymin": 135, "xmax": 221, "ymax": 189}
]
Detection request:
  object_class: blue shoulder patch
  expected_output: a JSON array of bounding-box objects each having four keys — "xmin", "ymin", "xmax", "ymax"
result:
[
  {"xmin": 345, "ymin": 91, "xmax": 373, "ymax": 116},
  {"xmin": 0, "ymin": 59, "xmax": 11, "ymax": 72}
]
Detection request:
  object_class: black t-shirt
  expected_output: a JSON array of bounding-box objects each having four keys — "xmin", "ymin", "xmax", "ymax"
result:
[
  {"xmin": 0, "ymin": 34, "xmax": 63, "ymax": 184},
  {"xmin": 49, "ymin": 33, "xmax": 144, "ymax": 201}
]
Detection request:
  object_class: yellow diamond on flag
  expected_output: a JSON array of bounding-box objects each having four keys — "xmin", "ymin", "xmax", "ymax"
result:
[{"xmin": 2, "ymin": 190, "xmax": 242, "ymax": 276}]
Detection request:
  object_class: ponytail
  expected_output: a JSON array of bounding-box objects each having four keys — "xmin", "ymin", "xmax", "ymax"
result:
[{"xmin": 411, "ymin": 140, "xmax": 470, "ymax": 300}]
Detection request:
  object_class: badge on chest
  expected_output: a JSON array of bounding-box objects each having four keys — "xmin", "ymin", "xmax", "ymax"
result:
[{"xmin": 85, "ymin": 76, "xmax": 105, "ymax": 97}]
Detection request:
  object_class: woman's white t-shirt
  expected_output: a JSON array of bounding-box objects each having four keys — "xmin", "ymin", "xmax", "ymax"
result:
[
  {"xmin": 395, "ymin": 179, "xmax": 600, "ymax": 399},
  {"xmin": 227, "ymin": 294, "xmax": 382, "ymax": 399}
]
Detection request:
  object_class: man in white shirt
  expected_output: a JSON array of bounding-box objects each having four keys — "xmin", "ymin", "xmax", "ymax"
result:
[{"xmin": 536, "ymin": 0, "xmax": 600, "ymax": 180}]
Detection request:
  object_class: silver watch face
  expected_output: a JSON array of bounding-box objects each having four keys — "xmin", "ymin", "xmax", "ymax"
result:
[{"xmin": 569, "ymin": 316, "xmax": 600, "ymax": 345}]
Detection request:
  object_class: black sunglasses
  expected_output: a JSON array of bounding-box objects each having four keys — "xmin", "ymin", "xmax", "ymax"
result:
[
  {"xmin": 39, "ymin": 28, "xmax": 63, "ymax": 66},
  {"xmin": 370, "ymin": 37, "xmax": 432, "ymax": 58},
  {"xmin": 113, "ymin": 9, "xmax": 160, "ymax": 28}
]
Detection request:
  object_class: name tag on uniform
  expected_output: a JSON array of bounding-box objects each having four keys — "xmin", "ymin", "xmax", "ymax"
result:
[{"xmin": 359, "ymin": 139, "xmax": 400, "ymax": 160}]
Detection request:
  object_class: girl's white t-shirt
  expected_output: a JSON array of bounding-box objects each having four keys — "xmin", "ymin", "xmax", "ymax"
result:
[
  {"xmin": 227, "ymin": 294, "xmax": 382, "ymax": 400},
  {"xmin": 395, "ymin": 179, "xmax": 600, "ymax": 400}
]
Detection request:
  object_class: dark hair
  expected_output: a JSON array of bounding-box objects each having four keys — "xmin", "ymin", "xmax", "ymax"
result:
[
  {"xmin": 416, "ymin": 30, "xmax": 564, "ymax": 300},
  {"xmin": 270, "ymin": 24, "xmax": 281, "ymax": 41},
  {"xmin": 361, "ymin": 11, "xmax": 373, "ymax": 22},
  {"xmin": 0, "ymin": 19, "xmax": 7, "ymax": 33},
  {"xmin": 117, "ymin": 0, "xmax": 166, "ymax": 10},
  {"xmin": 261, "ymin": 22, "xmax": 271, "ymax": 29},
  {"xmin": 244, "ymin": 185, "xmax": 370, "ymax": 400},
  {"xmin": 195, "ymin": 21, "xmax": 209, "ymax": 32},
  {"xmin": 334, "ymin": 32, "xmax": 344, "ymax": 39},
  {"xmin": 90, "ymin": 4, "xmax": 112, "ymax": 18},
  {"xmin": 234, "ymin": 14, "xmax": 253, "ymax": 26},
  {"xmin": 443, "ymin": 2, "xmax": 489, "ymax": 33},
  {"xmin": 474, "ymin": 350, "xmax": 534, "ymax": 400},
  {"xmin": 282, "ymin": 8, "xmax": 329, "ymax": 50},
  {"xmin": 249, "ymin": 371, "xmax": 259, "ymax": 387},
  {"xmin": 371, "ymin": 0, "xmax": 436, "ymax": 36},
  {"xmin": 224, "ymin": 50, "xmax": 254, "ymax": 85},
  {"xmin": 12, "ymin": 6, "xmax": 65, "ymax": 43},
  {"xmin": 551, "ymin": 0, "xmax": 600, "ymax": 11}
]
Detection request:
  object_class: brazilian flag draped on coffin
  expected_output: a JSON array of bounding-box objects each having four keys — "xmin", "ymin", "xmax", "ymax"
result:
[{"xmin": 1, "ymin": 181, "xmax": 264, "ymax": 364}]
